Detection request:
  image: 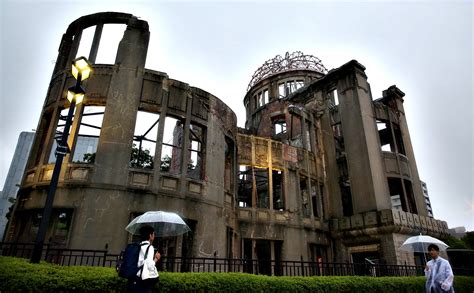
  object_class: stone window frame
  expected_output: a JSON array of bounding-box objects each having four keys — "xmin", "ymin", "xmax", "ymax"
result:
[
  {"xmin": 186, "ymin": 121, "xmax": 206, "ymax": 180},
  {"xmin": 278, "ymin": 79, "xmax": 304, "ymax": 98},
  {"xmin": 253, "ymin": 88, "xmax": 270, "ymax": 109}
]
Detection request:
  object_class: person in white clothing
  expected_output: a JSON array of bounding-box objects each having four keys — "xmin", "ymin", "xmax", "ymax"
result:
[
  {"xmin": 127, "ymin": 225, "xmax": 161, "ymax": 293},
  {"xmin": 424, "ymin": 244, "xmax": 454, "ymax": 293}
]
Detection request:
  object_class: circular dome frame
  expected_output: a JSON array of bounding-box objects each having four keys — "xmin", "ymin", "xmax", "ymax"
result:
[{"xmin": 247, "ymin": 51, "xmax": 328, "ymax": 91}]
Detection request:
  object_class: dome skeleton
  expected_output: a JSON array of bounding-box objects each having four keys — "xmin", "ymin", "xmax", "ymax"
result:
[{"xmin": 247, "ymin": 51, "xmax": 328, "ymax": 91}]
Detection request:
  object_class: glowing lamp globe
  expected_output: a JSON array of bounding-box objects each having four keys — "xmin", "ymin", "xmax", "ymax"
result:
[
  {"xmin": 72, "ymin": 56, "xmax": 92, "ymax": 81},
  {"xmin": 67, "ymin": 86, "xmax": 85, "ymax": 104}
]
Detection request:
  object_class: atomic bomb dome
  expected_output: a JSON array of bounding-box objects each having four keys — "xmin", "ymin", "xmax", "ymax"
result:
[{"xmin": 247, "ymin": 51, "xmax": 328, "ymax": 91}]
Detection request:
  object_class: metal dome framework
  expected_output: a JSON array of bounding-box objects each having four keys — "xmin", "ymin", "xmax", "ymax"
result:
[{"xmin": 247, "ymin": 51, "xmax": 328, "ymax": 91}]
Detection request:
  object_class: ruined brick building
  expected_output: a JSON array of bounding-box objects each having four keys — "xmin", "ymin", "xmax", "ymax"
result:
[{"xmin": 6, "ymin": 12, "xmax": 448, "ymax": 270}]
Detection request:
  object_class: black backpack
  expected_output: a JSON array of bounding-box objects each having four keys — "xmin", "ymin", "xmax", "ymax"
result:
[{"xmin": 116, "ymin": 242, "xmax": 150, "ymax": 279}]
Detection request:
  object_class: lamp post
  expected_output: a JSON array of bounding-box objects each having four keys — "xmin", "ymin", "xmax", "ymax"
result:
[{"xmin": 31, "ymin": 56, "xmax": 91, "ymax": 263}]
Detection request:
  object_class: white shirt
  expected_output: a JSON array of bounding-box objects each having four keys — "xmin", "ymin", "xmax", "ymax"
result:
[{"xmin": 136, "ymin": 241, "xmax": 158, "ymax": 279}]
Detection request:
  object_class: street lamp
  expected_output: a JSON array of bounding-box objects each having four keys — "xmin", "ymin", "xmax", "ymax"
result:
[{"xmin": 31, "ymin": 56, "xmax": 91, "ymax": 263}]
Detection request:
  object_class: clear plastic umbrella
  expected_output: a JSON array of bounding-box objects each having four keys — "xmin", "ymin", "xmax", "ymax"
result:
[
  {"xmin": 400, "ymin": 234, "xmax": 449, "ymax": 252},
  {"xmin": 399, "ymin": 234, "xmax": 449, "ymax": 263},
  {"xmin": 125, "ymin": 211, "xmax": 191, "ymax": 237}
]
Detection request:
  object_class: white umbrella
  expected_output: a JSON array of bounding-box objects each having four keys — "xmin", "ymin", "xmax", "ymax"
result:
[
  {"xmin": 399, "ymin": 234, "xmax": 449, "ymax": 263},
  {"xmin": 125, "ymin": 211, "xmax": 191, "ymax": 237},
  {"xmin": 400, "ymin": 234, "xmax": 449, "ymax": 253}
]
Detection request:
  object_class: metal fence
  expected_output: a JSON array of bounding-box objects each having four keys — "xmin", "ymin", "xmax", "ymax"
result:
[
  {"xmin": 158, "ymin": 256, "xmax": 424, "ymax": 277},
  {"xmin": 1, "ymin": 242, "xmax": 472, "ymax": 277}
]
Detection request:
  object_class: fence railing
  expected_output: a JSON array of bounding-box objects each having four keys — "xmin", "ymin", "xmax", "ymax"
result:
[
  {"xmin": 0, "ymin": 241, "xmax": 119, "ymax": 267},
  {"xmin": 1, "ymin": 242, "xmax": 472, "ymax": 277},
  {"xmin": 158, "ymin": 256, "xmax": 425, "ymax": 277}
]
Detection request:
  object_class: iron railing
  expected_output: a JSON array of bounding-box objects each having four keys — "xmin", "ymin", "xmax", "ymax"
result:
[
  {"xmin": 0, "ymin": 242, "xmax": 118, "ymax": 267},
  {"xmin": 1, "ymin": 242, "xmax": 472, "ymax": 277},
  {"xmin": 158, "ymin": 256, "xmax": 424, "ymax": 277}
]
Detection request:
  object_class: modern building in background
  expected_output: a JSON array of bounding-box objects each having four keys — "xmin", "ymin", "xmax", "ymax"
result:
[
  {"xmin": 449, "ymin": 226, "xmax": 467, "ymax": 239},
  {"xmin": 6, "ymin": 12, "xmax": 449, "ymax": 270},
  {"xmin": 0, "ymin": 131, "xmax": 34, "ymax": 239},
  {"xmin": 421, "ymin": 180, "xmax": 433, "ymax": 218}
]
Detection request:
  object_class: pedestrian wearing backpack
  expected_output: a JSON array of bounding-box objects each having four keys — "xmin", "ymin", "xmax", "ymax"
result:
[{"xmin": 127, "ymin": 225, "xmax": 161, "ymax": 293}]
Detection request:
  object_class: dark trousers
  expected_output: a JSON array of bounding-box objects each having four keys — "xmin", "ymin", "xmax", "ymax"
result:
[{"xmin": 127, "ymin": 276, "xmax": 159, "ymax": 293}]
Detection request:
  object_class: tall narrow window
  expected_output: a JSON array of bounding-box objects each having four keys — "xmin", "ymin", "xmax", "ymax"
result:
[
  {"xmin": 263, "ymin": 89, "xmax": 269, "ymax": 104},
  {"xmin": 290, "ymin": 114, "xmax": 303, "ymax": 148},
  {"xmin": 130, "ymin": 111, "xmax": 160, "ymax": 169},
  {"xmin": 311, "ymin": 180, "xmax": 319, "ymax": 217},
  {"xmin": 52, "ymin": 209, "xmax": 73, "ymax": 246},
  {"xmin": 257, "ymin": 92, "xmax": 263, "ymax": 108},
  {"xmin": 255, "ymin": 168, "xmax": 269, "ymax": 209},
  {"xmin": 393, "ymin": 124, "xmax": 406, "ymax": 155},
  {"xmin": 161, "ymin": 116, "xmax": 183, "ymax": 174},
  {"xmin": 309, "ymin": 244, "xmax": 327, "ymax": 276},
  {"xmin": 224, "ymin": 137, "xmax": 235, "ymax": 193},
  {"xmin": 319, "ymin": 184, "xmax": 325, "ymax": 218},
  {"xmin": 341, "ymin": 180, "xmax": 353, "ymax": 217},
  {"xmin": 273, "ymin": 116, "xmax": 287, "ymax": 137},
  {"xmin": 238, "ymin": 165, "xmax": 252, "ymax": 207},
  {"xmin": 95, "ymin": 24, "xmax": 126, "ymax": 64},
  {"xmin": 305, "ymin": 121, "xmax": 312, "ymax": 151},
  {"xmin": 29, "ymin": 211, "xmax": 42, "ymax": 238},
  {"xmin": 187, "ymin": 123, "xmax": 205, "ymax": 180},
  {"xmin": 404, "ymin": 179, "xmax": 417, "ymax": 214},
  {"xmin": 377, "ymin": 120, "xmax": 392, "ymax": 152},
  {"xmin": 73, "ymin": 106, "xmax": 105, "ymax": 163},
  {"xmin": 300, "ymin": 175, "xmax": 310, "ymax": 217},
  {"xmin": 226, "ymin": 227, "xmax": 234, "ymax": 259},
  {"xmin": 333, "ymin": 123, "xmax": 345, "ymax": 158},
  {"xmin": 272, "ymin": 170, "xmax": 284, "ymax": 211},
  {"xmin": 332, "ymin": 89, "xmax": 339, "ymax": 106},
  {"xmin": 75, "ymin": 26, "xmax": 95, "ymax": 59},
  {"xmin": 278, "ymin": 83, "xmax": 286, "ymax": 98}
]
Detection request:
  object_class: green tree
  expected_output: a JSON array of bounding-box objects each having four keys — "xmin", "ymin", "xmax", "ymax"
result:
[
  {"xmin": 160, "ymin": 155, "xmax": 171, "ymax": 171},
  {"xmin": 159, "ymin": 155, "xmax": 194, "ymax": 172},
  {"xmin": 83, "ymin": 152, "xmax": 96, "ymax": 163},
  {"xmin": 130, "ymin": 144, "xmax": 154, "ymax": 169},
  {"xmin": 461, "ymin": 231, "xmax": 474, "ymax": 250},
  {"xmin": 74, "ymin": 146, "xmax": 160, "ymax": 169},
  {"xmin": 444, "ymin": 234, "xmax": 467, "ymax": 249}
]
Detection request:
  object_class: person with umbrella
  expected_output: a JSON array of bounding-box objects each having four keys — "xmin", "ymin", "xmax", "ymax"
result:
[
  {"xmin": 124, "ymin": 211, "xmax": 190, "ymax": 292},
  {"xmin": 424, "ymin": 244, "xmax": 454, "ymax": 293},
  {"xmin": 127, "ymin": 225, "xmax": 161, "ymax": 293}
]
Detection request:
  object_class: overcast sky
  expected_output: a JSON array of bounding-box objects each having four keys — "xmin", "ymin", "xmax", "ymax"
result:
[{"xmin": 1, "ymin": 0, "xmax": 472, "ymax": 231}]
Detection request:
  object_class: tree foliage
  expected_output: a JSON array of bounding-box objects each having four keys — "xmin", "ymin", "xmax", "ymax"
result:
[
  {"xmin": 83, "ymin": 152, "xmax": 95, "ymax": 163},
  {"xmin": 461, "ymin": 231, "xmax": 474, "ymax": 250},
  {"xmin": 444, "ymin": 235, "xmax": 468, "ymax": 249},
  {"xmin": 78, "ymin": 145, "xmax": 193, "ymax": 172},
  {"xmin": 160, "ymin": 155, "xmax": 171, "ymax": 171},
  {"xmin": 130, "ymin": 144, "xmax": 154, "ymax": 169}
]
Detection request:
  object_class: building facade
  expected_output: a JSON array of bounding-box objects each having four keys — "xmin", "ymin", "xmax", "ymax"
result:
[
  {"xmin": 6, "ymin": 12, "xmax": 448, "ymax": 269},
  {"xmin": 1, "ymin": 131, "xmax": 34, "ymax": 240}
]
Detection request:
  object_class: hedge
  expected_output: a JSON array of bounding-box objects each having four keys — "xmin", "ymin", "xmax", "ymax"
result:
[{"xmin": 1, "ymin": 257, "xmax": 473, "ymax": 292}]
